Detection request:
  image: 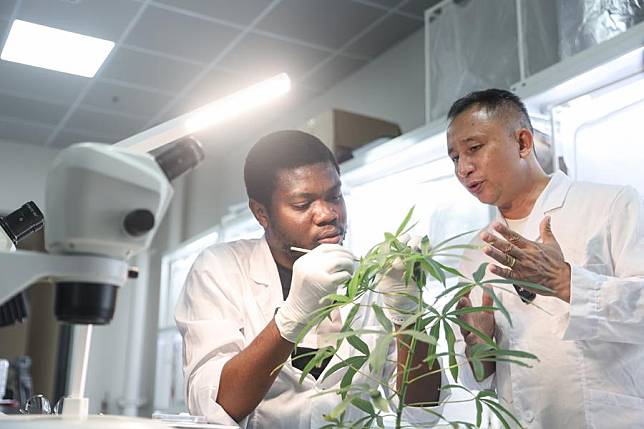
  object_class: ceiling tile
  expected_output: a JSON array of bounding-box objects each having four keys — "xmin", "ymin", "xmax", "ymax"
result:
[
  {"xmin": 125, "ymin": 6, "xmax": 240, "ymax": 63},
  {"xmin": 17, "ymin": 0, "xmax": 142, "ymax": 40},
  {"xmin": 155, "ymin": 0, "xmax": 273, "ymax": 25},
  {"xmin": 302, "ymin": 55, "xmax": 366, "ymax": 90},
  {"xmin": 101, "ymin": 47, "xmax": 201, "ymax": 92},
  {"xmin": 49, "ymin": 128, "xmax": 110, "ymax": 148},
  {"xmin": 83, "ymin": 80, "xmax": 173, "ymax": 118},
  {"xmin": 0, "ymin": 93, "xmax": 68, "ymax": 125},
  {"xmin": 257, "ymin": 0, "xmax": 386, "ymax": 50},
  {"xmin": 400, "ymin": 0, "xmax": 442, "ymax": 17},
  {"xmin": 0, "ymin": 60, "xmax": 87, "ymax": 104},
  {"xmin": 218, "ymin": 33, "xmax": 329, "ymax": 81},
  {"xmin": 345, "ymin": 13, "xmax": 421, "ymax": 57},
  {"xmin": 65, "ymin": 108, "xmax": 150, "ymax": 141},
  {"xmin": 0, "ymin": 118, "xmax": 54, "ymax": 145}
]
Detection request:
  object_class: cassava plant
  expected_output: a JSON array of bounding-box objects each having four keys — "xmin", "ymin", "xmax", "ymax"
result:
[{"xmin": 294, "ymin": 207, "xmax": 551, "ymax": 429}]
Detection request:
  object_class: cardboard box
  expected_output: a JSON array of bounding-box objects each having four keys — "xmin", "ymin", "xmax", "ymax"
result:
[{"xmin": 300, "ymin": 109, "xmax": 401, "ymax": 163}]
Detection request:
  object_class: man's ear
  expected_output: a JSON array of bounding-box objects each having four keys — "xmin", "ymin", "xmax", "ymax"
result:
[
  {"xmin": 249, "ymin": 199, "xmax": 270, "ymax": 230},
  {"xmin": 517, "ymin": 129, "xmax": 534, "ymax": 159}
]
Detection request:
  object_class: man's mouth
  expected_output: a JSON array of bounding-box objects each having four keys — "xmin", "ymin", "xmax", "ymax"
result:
[
  {"xmin": 317, "ymin": 229, "xmax": 343, "ymax": 244},
  {"xmin": 466, "ymin": 180, "xmax": 484, "ymax": 195}
]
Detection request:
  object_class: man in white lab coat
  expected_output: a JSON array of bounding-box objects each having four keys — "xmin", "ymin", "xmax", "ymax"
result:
[
  {"xmin": 447, "ymin": 88, "xmax": 644, "ymax": 428},
  {"xmin": 175, "ymin": 130, "xmax": 447, "ymax": 428}
]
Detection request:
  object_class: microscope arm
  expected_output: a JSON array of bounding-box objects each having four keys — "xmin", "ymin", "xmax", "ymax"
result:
[{"xmin": 0, "ymin": 250, "xmax": 128, "ymax": 304}]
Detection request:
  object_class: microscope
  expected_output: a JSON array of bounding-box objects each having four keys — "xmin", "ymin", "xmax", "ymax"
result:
[{"xmin": 0, "ymin": 73, "xmax": 289, "ymax": 428}]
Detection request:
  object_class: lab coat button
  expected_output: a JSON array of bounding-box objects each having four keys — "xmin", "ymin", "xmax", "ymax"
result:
[{"xmin": 524, "ymin": 410, "xmax": 535, "ymax": 422}]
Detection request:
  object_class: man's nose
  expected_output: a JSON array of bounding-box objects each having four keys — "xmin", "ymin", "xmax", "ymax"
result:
[
  {"xmin": 456, "ymin": 157, "xmax": 475, "ymax": 179},
  {"xmin": 313, "ymin": 201, "xmax": 337, "ymax": 224}
]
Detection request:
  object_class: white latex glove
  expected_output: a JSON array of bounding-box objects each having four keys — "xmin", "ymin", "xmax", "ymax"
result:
[
  {"xmin": 378, "ymin": 234, "xmax": 423, "ymax": 325},
  {"xmin": 275, "ymin": 243, "xmax": 355, "ymax": 343}
]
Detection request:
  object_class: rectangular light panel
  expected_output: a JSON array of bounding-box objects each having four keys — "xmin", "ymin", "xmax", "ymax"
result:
[{"xmin": 1, "ymin": 19, "xmax": 115, "ymax": 77}]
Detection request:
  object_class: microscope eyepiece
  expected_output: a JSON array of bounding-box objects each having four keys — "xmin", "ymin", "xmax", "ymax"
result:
[
  {"xmin": 151, "ymin": 136, "xmax": 205, "ymax": 182},
  {"xmin": 0, "ymin": 201, "xmax": 44, "ymax": 245}
]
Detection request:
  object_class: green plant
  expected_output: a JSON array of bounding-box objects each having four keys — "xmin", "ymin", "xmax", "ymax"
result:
[{"xmin": 295, "ymin": 207, "xmax": 550, "ymax": 428}]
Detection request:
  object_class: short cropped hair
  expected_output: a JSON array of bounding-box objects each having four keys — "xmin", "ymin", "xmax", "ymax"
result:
[
  {"xmin": 244, "ymin": 130, "xmax": 339, "ymax": 207},
  {"xmin": 447, "ymin": 88, "xmax": 533, "ymax": 133}
]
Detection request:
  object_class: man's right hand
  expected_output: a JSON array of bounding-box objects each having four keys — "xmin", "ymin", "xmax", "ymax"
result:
[
  {"xmin": 456, "ymin": 289, "xmax": 496, "ymax": 379},
  {"xmin": 275, "ymin": 244, "xmax": 355, "ymax": 343}
]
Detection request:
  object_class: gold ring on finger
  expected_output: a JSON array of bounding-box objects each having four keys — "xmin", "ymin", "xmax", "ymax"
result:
[{"xmin": 506, "ymin": 254, "xmax": 517, "ymax": 268}]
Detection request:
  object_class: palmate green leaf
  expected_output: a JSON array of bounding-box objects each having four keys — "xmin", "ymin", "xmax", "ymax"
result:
[
  {"xmin": 475, "ymin": 399, "xmax": 483, "ymax": 427},
  {"xmin": 371, "ymin": 303, "xmax": 393, "ymax": 333},
  {"xmin": 443, "ymin": 321, "xmax": 458, "ymax": 381},
  {"xmin": 435, "ymin": 281, "xmax": 475, "ymax": 300},
  {"xmin": 397, "ymin": 329, "xmax": 438, "ymax": 345},
  {"xmin": 473, "ymin": 262, "xmax": 488, "ymax": 283},
  {"xmin": 483, "ymin": 277, "xmax": 554, "ymax": 295},
  {"xmin": 327, "ymin": 396, "xmax": 352, "ymax": 420},
  {"xmin": 448, "ymin": 317, "xmax": 495, "ymax": 347},
  {"xmin": 371, "ymin": 391, "xmax": 390, "ymax": 413},
  {"xmin": 441, "ymin": 284, "xmax": 476, "ymax": 315},
  {"xmin": 299, "ymin": 347, "xmax": 335, "ymax": 383},
  {"xmin": 430, "ymin": 228, "xmax": 478, "ymax": 251},
  {"xmin": 481, "ymin": 398, "xmax": 525, "ymax": 429},
  {"xmin": 425, "ymin": 320, "xmax": 441, "ymax": 368},
  {"xmin": 423, "ymin": 258, "xmax": 446, "ymax": 285},
  {"xmin": 368, "ymin": 334, "xmax": 393, "ymax": 375},
  {"xmin": 347, "ymin": 335, "xmax": 370, "ymax": 356},
  {"xmin": 340, "ymin": 366, "xmax": 359, "ymax": 399},
  {"xmin": 485, "ymin": 285, "xmax": 513, "ymax": 327},
  {"xmin": 433, "ymin": 260, "xmax": 465, "ymax": 278},
  {"xmin": 471, "ymin": 356, "xmax": 485, "ymax": 381},
  {"xmin": 350, "ymin": 397, "xmax": 375, "ymax": 416},
  {"xmin": 448, "ymin": 305, "xmax": 498, "ymax": 316},
  {"xmin": 321, "ymin": 355, "xmax": 368, "ymax": 384},
  {"xmin": 395, "ymin": 206, "xmax": 415, "ymax": 236}
]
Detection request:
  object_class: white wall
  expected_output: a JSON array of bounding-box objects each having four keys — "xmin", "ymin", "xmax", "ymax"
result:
[
  {"xmin": 0, "ymin": 139, "xmax": 59, "ymax": 213},
  {"xmin": 182, "ymin": 28, "xmax": 427, "ymax": 239}
]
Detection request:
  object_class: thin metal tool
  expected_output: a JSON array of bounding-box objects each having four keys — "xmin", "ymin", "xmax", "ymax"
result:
[{"xmin": 290, "ymin": 246, "xmax": 360, "ymax": 261}]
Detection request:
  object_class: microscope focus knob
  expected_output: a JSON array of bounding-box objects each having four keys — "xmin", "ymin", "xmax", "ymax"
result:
[{"xmin": 123, "ymin": 209, "xmax": 155, "ymax": 237}]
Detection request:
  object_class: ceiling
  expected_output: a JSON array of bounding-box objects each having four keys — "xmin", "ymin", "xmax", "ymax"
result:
[{"xmin": 0, "ymin": 0, "xmax": 439, "ymax": 149}]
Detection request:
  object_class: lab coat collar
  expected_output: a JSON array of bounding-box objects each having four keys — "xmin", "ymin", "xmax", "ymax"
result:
[
  {"xmin": 249, "ymin": 235, "xmax": 280, "ymax": 287},
  {"xmin": 249, "ymin": 235, "xmax": 285, "ymax": 324},
  {"xmin": 534, "ymin": 171, "xmax": 573, "ymax": 215},
  {"xmin": 495, "ymin": 171, "xmax": 573, "ymax": 240},
  {"xmin": 495, "ymin": 171, "xmax": 573, "ymax": 221}
]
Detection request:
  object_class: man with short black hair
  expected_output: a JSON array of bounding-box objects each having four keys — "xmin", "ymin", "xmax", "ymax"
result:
[
  {"xmin": 176, "ymin": 130, "xmax": 446, "ymax": 428},
  {"xmin": 447, "ymin": 89, "xmax": 644, "ymax": 428}
]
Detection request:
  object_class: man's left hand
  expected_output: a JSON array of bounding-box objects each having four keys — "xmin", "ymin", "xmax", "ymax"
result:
[{"xmin": 480, "ymin": 216, "xmax": 571, "ymax": 302}]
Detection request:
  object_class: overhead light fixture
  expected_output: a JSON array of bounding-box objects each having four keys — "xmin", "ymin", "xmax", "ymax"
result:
[
  {"xmin": 116, "ymin": 73, "xmax": 292, "ymax": 153},
  {"xmin": 0, "ymin": 19, "xmax": 115, "ymax": 77},
  {"xmin": 184, "ymin": 73, "xmax": 292, "ymax": 134}
]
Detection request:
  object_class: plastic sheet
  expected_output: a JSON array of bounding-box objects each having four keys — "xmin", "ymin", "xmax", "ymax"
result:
[
  {"xmin": 559, "ymin": 0, "xmax": 644, "ymax": 58},
  {"xmin": 427, "ymin": 0, "xmax": 520, "ymax": 121}
]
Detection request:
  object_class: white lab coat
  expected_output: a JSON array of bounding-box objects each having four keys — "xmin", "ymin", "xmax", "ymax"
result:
[
  {"xmin": 175, "ymin": 236, "xmax": 448, "ymax": 429},
  {"xmin": 455, "ymin": 171, "xmax": 644, "ymax": 428}
]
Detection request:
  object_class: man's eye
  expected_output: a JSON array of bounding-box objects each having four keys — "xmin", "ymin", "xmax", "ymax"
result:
[
  {"xmin": 292, "ymin": 202, "xmax": 310, "ymax": 210},
  {"xmin": 329, "ymin": 194, "xmax": 343, "ymax": 202},
  {"xmin": 450, "ymin": 156, "xmax": 459, "ymax": 164},
  {"xmin": 470, "ymin": 145, "xmax": 481, "ymax": 152}
]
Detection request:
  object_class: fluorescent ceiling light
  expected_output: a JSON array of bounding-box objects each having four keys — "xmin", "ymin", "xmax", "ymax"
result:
[
  {"xmin": 1, "ymin": 19, "xmax": 114, "ymax": 77},
  {"xmin": 185, "ymin": 73, "xmax": 292, "ymax": 134},
  {"xmin": 115, "ymin": 73, "xmax": 292, "ymax": 153}
]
